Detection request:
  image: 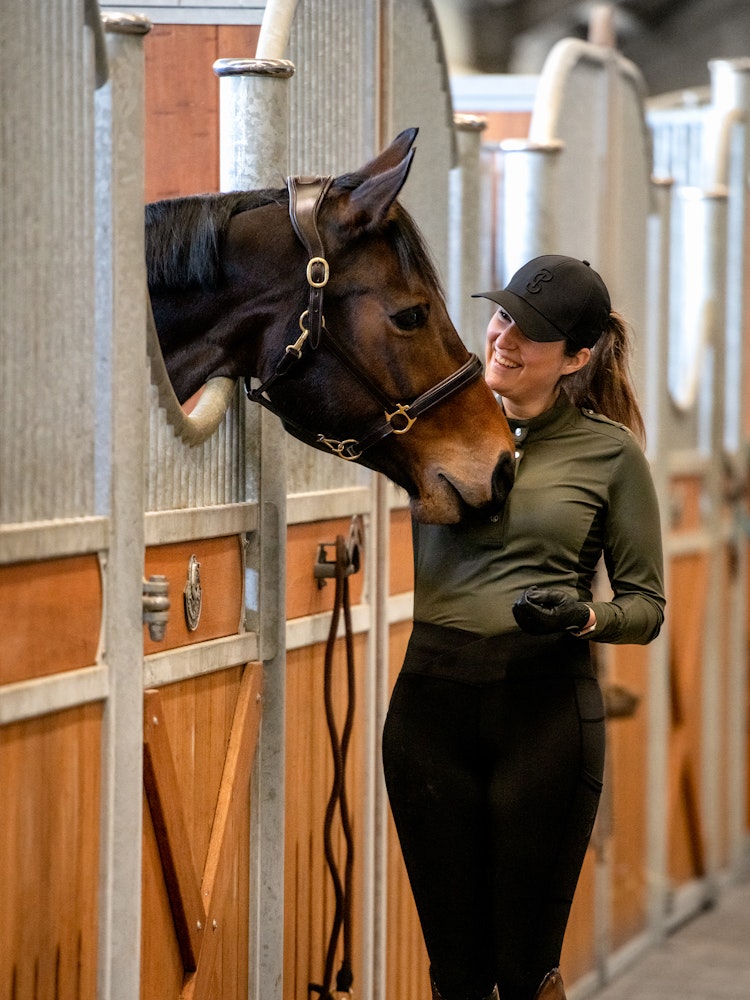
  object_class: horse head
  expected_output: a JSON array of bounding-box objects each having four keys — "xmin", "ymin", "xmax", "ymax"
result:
[{"xmin": 146, "ymin": 129, "xmax": 515, "ymax": 523}]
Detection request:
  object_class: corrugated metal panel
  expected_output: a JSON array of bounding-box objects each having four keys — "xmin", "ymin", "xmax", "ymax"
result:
[{"xmin": 1, "ymin": 0, "xmax": 98, "ymax": 524}]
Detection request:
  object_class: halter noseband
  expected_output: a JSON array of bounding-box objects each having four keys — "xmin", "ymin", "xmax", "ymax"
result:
[{"xmin": 246, "ymin": 174, "xmax": 484, "ymax": 461}]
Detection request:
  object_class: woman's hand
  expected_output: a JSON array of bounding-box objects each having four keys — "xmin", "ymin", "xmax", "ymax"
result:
[{"xmin": 512, "ymin": 586, "xmax": 594, "ymax": 635}]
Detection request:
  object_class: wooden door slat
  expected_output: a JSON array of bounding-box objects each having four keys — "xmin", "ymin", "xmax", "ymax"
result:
[
  {"xmin": 181, "ymin": 661, "xmax": 263, "ymax": 1000},
  {"xmin": 144, "ymin": 688, "xmax": 207, "ymax": 971}
]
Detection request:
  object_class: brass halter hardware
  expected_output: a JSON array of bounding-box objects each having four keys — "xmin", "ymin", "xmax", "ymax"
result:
[
  {"xmin": 306, "ymin": 256, "xmax": 329, "ymax": 287},
  {"xmin": 246, "ymin": 174, "xmax": 484, "ymax": 460},
  {"xmin": 385, "ymin": 403, "xmax": 416, "ymax": 434}
]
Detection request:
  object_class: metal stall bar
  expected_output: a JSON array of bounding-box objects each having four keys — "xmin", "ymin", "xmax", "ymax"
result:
[
  {"xmin": 709, "ymin": 58, "xmax": 750, "ymax": 878},
  {"xmin": 96, "ymin": 12, "xmax": 151, "ymax": 1000},
  {"xmin": 679, "ymin": 186, "xmax": 729, "ymax": 901},
  {"xmin": 213, "ymin": 54, "xmax": 293, "ymax": 1000},
  {"xmin": 0, "ymin": 0, "xmax": 98, "ymax": 528},
  {"xmin": 256, "ymin": 8, "xmax": 384, "ymax": 1000},
  {"xmin": 499, "ymin": 138, "xmax": 564, "ymax": 279},
  {"xmin": 643, "ymin": 177, "xmax": 674, "ymax": 950},
  {"xmin": 449, "ymin": 113, "xmax": 491, "ymax": 355}
]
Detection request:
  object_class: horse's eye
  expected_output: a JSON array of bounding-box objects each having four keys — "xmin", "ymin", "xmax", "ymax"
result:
[{"xmin": 391, "ymin": 305, "xmax": 428, "ymax": 331}]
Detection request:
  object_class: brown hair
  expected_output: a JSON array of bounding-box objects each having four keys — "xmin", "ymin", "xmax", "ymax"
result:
[{"xmin": 560, "ymin": 311, "xmax": 646, "ymax": 447}]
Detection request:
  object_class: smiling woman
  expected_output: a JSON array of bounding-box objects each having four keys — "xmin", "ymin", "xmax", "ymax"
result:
[
  {"xmin": 484, "ymin": 305, "xmax": 590, "ymax": 419},
  {"xmin": 383, "ymin": 254, "xmax": 665, "ymax": 1000},
  {"xmin": 478, "ymin": 255, "xmax": 646, "ymax": 439}
]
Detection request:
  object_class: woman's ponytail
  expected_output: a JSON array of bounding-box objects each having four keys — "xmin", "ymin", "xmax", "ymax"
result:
[{"xmin": 561, "ymin": 311, "xmax": 646, "ymax": 447}]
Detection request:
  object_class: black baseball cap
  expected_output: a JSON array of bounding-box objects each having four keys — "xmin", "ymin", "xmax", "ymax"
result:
[{"xmin": 473, "ymin": 255, "xmax": 611, "ymax": 349}]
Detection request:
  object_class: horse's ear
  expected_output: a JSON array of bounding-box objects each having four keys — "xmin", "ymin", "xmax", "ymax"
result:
[
  {"xmin": 341, "ymin": 145, "xmax": 416, "ymax": 231},
  {"xmin": 357, "ymin": 128, "xmax": 418, "ymax": 178}
]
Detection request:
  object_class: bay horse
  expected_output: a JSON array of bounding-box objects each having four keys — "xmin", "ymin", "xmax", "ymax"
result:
[{"xmin": 145, "ymin": 128, "xmax": 514, "ymax": 523}]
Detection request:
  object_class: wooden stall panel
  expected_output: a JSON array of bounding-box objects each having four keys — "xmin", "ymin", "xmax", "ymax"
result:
[
  {"xmin": 747, "ymin": 539, "xmax": 750, "ymax": 833},
  {"xmin": 479, "ymin": 111, "xmax": 533, "ymax": 145},
  {"xmin": 390, "ymin": 508, "xmax": 414, "ymax": 596},
  {"xmin": 144, "ymin": 536, "xmax": 244, "ymax": 654},
  {"xmin": 385, "ymin": 620, "xmax": 430, "ymax": 1000},
  {"xmin": 718, "ymin": 544, "xmax": 734, "ymax": 870},
  {"xmin": 284, "ymin": 637, "xmax": 367, "ymax": 1000},
  {"xmin": 560, "ymin": 849, "xmax": 597, "ymax": 986},
  {"xmin": 668, "ymin": 549, "xmax": 708, "ymax": 884},
  {"xmin": 141, "ymin": 663, "xmax": 261, "ymax": 1000},
  {"xmin": 608, "ymin": 644, "xmax": 650, "ymax": 948},
  {"xmin": 0, "ymin": 555, "xmax": 102, "ymax": 685},
  {"xmin": 0, "ymin": 703, "xmax": 102, "ymax": 1000},
  {"xmin": 144, "ymin": 24, "xmax": 260, "ymax": 201},
  {"xmin": 286, "ymin": 519, "xmax": 365, "ymax": 620}
]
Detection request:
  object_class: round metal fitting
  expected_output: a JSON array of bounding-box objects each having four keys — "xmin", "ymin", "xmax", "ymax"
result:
[
  {"xmin": 101, "ymin": 12, "xmax": 152, "ymax": 34},
  {"xmin": 213, "ymin": 58, "xmax": 295, "ymax": 79}
]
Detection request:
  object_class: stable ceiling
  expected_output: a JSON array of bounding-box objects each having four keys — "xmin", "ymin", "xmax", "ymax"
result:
[{"xmin": 435, "ymin": 0, "xmax": 750, "ymax": 96}]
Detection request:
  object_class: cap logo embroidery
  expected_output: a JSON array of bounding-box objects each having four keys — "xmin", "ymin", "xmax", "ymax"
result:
[{"xmin": 525, "ymin": 268, "xmax": 553, "ymax": 294}]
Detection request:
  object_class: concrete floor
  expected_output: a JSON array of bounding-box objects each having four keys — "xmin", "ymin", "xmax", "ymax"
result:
[{"xmin": 590, "ymin": 877, "xmax": 750, "ymax": 1000}]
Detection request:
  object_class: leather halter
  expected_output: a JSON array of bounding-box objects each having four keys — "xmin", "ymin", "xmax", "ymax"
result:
[{"xmin": 246, "ymin": 174, "xmax": 484, "ymax": 461}]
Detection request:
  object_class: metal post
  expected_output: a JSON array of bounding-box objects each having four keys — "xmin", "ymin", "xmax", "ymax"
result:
[
  {"xmin": 499, "ymin": 139, "xmax": 564, "ymax": 276},
  {"xmin": 213, "ymin": 56, "xmax": 294, "ymax": 1000},
  {"xmin": 709, "ymin": 58, "xmax": 750, "ymax": 878},
  {"xmin": 96, "ymin": 12, "xmax": 151, "ymax": 1000},
  {"xmin": 449, "ymin": 114, "xmax": 489, "ymax": 354},
  {"xmin": 645, "ymin": 178, "xmax": 673, "ymax": 943},
  {"xmin": 698, "ymin": 189, "xmax": 729, "ymax": 896}
]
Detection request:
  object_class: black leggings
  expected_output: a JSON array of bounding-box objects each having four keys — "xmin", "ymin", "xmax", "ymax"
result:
[{"xmin": 382, "ymin": 622, "xmax": 605, "ymax": 1000}]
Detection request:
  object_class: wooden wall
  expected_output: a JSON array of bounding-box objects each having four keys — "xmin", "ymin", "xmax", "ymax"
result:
[
  {"xmin": 141, "ymin": 662, "xmax": 259, "ymax": 999},
  {"xmin": 0, "ymin": 703, "xmax": 102, "ymax": 1000},
  {"xmin": 144, "ymin": 24, "xmax": 260, "ymax": 202},
  {"xmin": 284, "ymin": 518, "xmax": 367, "ymax": 999},
  {"xmin": 1, "ymin": 555, "xmax": 102, "ymax": 683},
  {"xmin": 0, "ymin": 551, "xmax": 104, "ymax": 998},
  {"xmin": 385, "ymin": 512, "xmax": 431, "ymax": 998}
]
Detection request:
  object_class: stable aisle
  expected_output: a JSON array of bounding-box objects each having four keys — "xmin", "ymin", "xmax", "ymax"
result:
[{"xmin": 590, "ymin": 876, "xmax": 750, "ymax": 1000}]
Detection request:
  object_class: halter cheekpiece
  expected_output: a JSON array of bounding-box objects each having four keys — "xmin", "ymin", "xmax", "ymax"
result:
[{"xmin": 246, "ymin": 174, "xmax": 483, "ymax": 461}]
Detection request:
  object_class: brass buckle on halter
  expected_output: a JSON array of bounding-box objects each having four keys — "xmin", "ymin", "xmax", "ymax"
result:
[
  {"xmin": 306, "ymin": 256, "xmax": 330, "ymax": 288},
  {"xmin": 317, "ymin": 435, "xmax": 363, "ymax": 461},
  {"xmin": 385, "ymin": 403, "xmax": 416, "ymax": 434}
]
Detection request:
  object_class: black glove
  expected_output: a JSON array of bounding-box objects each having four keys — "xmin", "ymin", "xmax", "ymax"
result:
[{"xmin": 512, "ymin": 586, "xmax": 592, "ymax": 635}]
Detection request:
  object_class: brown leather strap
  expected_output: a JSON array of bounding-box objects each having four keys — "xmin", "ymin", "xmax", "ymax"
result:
[
  {"xmin": 287, "ymin": 175, "xmax": 333, "ymax": 348},
  {"xmin": 288, "ymin": 174, "xmax": 331, "ymax": 256}
]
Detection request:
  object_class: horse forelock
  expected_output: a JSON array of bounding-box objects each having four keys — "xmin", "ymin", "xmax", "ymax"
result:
[
  {"xmin": 386, "ymin": 203, "xmax": 445, "ymax": 299},
  {"xmin": 145, "ymin": 188, "xmax": 286, "ymax": 289}
]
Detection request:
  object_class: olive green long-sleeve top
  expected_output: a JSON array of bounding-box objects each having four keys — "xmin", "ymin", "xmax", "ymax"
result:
[{"xmin": 412, "ymin": 393, "xmax": 665, "ymax": 643}]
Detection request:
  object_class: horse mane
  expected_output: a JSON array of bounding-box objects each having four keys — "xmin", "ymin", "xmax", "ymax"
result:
[
  {"xmin": 145, "ymin": 176, "xmax": 444, "ymax": 297},
  {"xmin": 145, "ymin": 189, "xmax": 284, "ymax": 289}
]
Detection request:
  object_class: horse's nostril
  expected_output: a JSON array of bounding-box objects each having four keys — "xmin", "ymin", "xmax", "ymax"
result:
[{"xmin": 491, "ymin": 451, "xmax": 515, "ymax": 507}]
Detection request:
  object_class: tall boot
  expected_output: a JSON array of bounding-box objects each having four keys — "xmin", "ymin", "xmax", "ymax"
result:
[
  {"xmin": 533, "ymin": 968, "xmax": 567, "ymax": 1000},
  {"xmin": 430, "ymin": 975, "xmax": 499, "ymax": 1000}
]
